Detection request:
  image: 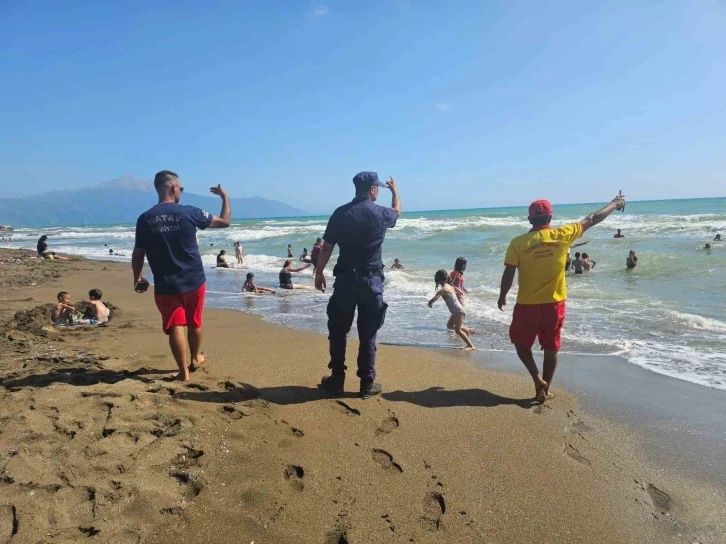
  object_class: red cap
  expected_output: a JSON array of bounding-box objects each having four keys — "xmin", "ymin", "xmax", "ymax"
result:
[{"xmin": 528, "ymin": 199, "xmax": 553, "ymax": 218}]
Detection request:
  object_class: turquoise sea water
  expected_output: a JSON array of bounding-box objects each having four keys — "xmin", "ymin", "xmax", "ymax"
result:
[{"xmin": 3, "ymin": 197, "xmax": 725, "ymax": 390}]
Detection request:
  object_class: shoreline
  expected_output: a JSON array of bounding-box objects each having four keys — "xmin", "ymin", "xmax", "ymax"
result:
[{"xmin": 1, "ymin": 249, "xmax": 724, "ymax": 542}]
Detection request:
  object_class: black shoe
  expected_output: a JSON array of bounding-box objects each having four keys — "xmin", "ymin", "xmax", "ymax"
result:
[
  {"xmin": 360, "ymin": 382, "xmax": 382, "ymax": 399},
  {"xmin": 319, "ymin": 375, "xmax": 345, "ymax": 396}
]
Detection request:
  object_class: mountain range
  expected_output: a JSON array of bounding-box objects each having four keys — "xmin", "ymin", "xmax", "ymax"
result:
[{"xmin": 0, "ymin": 175, "xmax": 306, "ymax": 227}]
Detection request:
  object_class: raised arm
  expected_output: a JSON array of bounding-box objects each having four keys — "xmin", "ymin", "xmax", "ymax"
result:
[
  {"xmin": 386, "ymin": 177, "xmax": 402, "ymax": 214},
  {"xmin": 580, "ymin": 195, "xmax": 625, "ymax": 232},
  {"xmin": 314, "ymin": 242, "xmax": 335, "ymax": 292},
  {"xmin": 289, "ymin": 264, "xmax": 311, "ymax": 273},
  {"xmin": 497, "ymin": 265, "xmax": 517, "ymax": 311},
  {"xmin": 208, "ymin": 185, "xmax": 231, "ymax": 228}
]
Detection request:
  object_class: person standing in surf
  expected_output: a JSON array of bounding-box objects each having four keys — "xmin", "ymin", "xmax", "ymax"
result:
[
  {"xmin": 132, "ymin": 170, "xmax": 231, "ymax": 381},
  {"xmin": 497, "ymin": 194, "xmax": 625, "ymax": 403}
]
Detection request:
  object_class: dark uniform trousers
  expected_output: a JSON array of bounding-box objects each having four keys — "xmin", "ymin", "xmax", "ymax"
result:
[{"xmin": 326, "ymin": 272, "xmax": 388, "ymax": 383}]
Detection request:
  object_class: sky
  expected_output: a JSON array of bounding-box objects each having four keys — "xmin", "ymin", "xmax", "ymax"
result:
[{"xmin": 1, "ymin": 0, "xmax": 725, "ymax": 214}]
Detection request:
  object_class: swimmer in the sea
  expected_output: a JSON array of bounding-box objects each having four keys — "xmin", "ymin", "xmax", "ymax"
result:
[
  {"xmin": 715, "ymin": 234, "xmax": 722, "ymax": 242},
  {"xmin": 279, "ymin": 260, "xmax": 313, "ymax": 289},
  {"xmin": 242, "ymin": 272, "xmax": 275, "ymax": 294},
  {"xmin": 216, "ymin": 250, "xmax": 231, "ymax": 268},
  {"xmin": 613, "ymin": 229, "xmax": 625, "ymax": 238},
  {"xmin": 626, "ymin": 250, "xmax": 638, "ymax": 269},
  {"xmin": 390, "ymin": 258, "xmax": 405, "ymax": 270}
]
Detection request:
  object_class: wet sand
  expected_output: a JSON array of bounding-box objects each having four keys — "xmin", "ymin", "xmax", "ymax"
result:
[{"xmin": 0, "ymin": 248, "xmax": 724, "ymax": 543}]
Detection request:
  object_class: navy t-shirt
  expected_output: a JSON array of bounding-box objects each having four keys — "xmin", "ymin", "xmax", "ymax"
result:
[
  {"xmin": 134, "ymin": 202, "xmax": 213, "ymax": 295},
  {"xmin": 323, "ymin": 197, "xmax": 398, "ymax": 272}
]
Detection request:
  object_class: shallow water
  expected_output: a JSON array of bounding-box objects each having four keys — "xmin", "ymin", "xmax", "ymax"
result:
[{"xmin": 4, "ymin": 197, "xmax": 725, "ymax": 391}]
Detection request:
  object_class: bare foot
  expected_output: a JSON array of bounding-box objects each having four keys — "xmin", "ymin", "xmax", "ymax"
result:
[
  {"xmin": 464, "ymin": 345, "xmax": 476, "ymax": 351},
  {"xmin": 189, "ymin": 353, "xmax": 206, "ymax": 372},
  {"xmin": 172, "ymin": 372, "xmax": 190, "ymax": 382},
  {"xmin": 535, "ymin": 380, "xmax": 548, "ymax": 404}
]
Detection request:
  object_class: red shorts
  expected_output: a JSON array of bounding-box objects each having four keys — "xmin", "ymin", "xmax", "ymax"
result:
[
  {"xmin": 154, "ymin": 283, "xmax": 206, "ymax": 334},
  {"xmin": 509, "ymin": 301, "xmax": 566, "ymax": 351}
]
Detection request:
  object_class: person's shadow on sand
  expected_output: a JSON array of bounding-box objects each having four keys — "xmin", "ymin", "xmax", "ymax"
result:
[
  {"xmin": 0, "ymin": 367, "xmax": 170, "ymax": 389},
  {"xmin": 382, "ymin": 387, "xmax": 533, "ymax": 409}
]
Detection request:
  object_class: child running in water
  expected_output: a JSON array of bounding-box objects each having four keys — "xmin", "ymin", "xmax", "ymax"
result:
[
  {"xmin": 428, "ymin": 269, "xmax": 475, "ymax": 350},
  {"xmin": 242, "ymin": 272, "xmax": 276, "ymax": 294}
]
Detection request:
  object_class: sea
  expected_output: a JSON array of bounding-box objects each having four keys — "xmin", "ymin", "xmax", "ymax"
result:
[{"xmin": 2, "ymin": 197, "xmax": 724, "ymax": 391}]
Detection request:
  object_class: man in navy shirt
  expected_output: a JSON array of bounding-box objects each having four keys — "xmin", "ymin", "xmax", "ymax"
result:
[
  {"xmin": 132, "ymin": 170, "xmax": 231, "ymax": 381},
  {"xmin": 315, "ymin": 172, "xmax": 402, "ymax": 398}
]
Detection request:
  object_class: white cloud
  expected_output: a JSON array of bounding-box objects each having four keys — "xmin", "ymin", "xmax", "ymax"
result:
[
  {"xmin": 309, "ymin": 6, "xmax": 329, "ymax": 18},
  {"xmin": 436, "ymin": 103, "xmax": 451, "ymax": 112}
]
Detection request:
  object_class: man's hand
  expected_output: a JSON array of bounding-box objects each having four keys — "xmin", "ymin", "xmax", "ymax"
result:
[
  {"xmin": 497, "ymin": 296, "xmax": 507, "ymax": 311},
  {"xmin": 134, "ymin": 277, "xmax": 150, "ymax": 293},
  {"xmin": 428, "ymin": 301, "xmax": 433, "ymax": 308},
  {"xmin": 210, "ymin": 184, "xmax": 228, "ymax": 198},
  {"xmin": 315, "ymin": 271, "xmax": 326, "ymax": 293},
  {"xmin": 385, "ymin": 177, "xmax": 398, "ymax": 192},
  {"xmin": 612, "ymin": 193, "xmax": 626, "ymax": 211}
]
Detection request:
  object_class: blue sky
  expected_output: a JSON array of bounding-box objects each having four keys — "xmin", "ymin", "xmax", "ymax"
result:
[{"xmin": 1, "ymin": 1, "xmax": 725, "ymax": 213}]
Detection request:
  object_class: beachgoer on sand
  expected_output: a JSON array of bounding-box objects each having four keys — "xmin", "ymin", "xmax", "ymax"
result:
[
  {"xmin": 626, "ymin": 250, "xmax": 638, "ymax": 269},
  {"xmin": 614, "ymin": 229, "xmax": 625, "ymax": 238},
  {"xmin": 235, "ymin": 241, "xmax": 244, "ymax": 265},
  {"xmin": 314, "ymin": 171, "xmax": 401, "ymax": 398},
  {"xmin": 391, "ymin": 258, "xmax": 405, "ymax": 270},
  {"xmin": 37, "ymin": 235, "xmax": 70, "ymax": 260},
  {"xmin": 132, "ymin": 170, "xmax": 231, "ymax": 381},
  {"xmin": 243, "ymin": 272, "xmax": 275, "ymax": 294},
  {"xmin": 279, "ymin": 259, "xmax": 312, "ymax": 289},
  {"xmin": 429, "ymin": 269, "xmax": 474, "ymax": 350},
  {"xmin": 216, "ymin": 250, "xmax": 230, "ymax": 268},
  {"xmin": 52, "ymin": 291, "xmax": 77, "ymax": 325},
  {"xmin": 497, "ymin": 194, "xmax": 625, "ymax": 403},
  {"xmin": 83, "ymin": 289, "xmax": 110, "ymax": 324}
]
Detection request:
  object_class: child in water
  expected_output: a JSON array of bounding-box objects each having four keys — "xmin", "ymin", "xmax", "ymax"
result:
[
  {"xmin": 242, "ymin": 273, "xmax": 275, "ymax": 294},
  {"xmin": 428, "ymin": 269, "xmax": 475, "ymax": 350},
  {"xmin": 449, "ymin": 257, "xmax": 468, "ymax": 302}
]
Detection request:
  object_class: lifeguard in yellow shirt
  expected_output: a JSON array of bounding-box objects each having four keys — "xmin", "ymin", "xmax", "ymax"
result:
[{"xmin": 497, "ymin": 195, "xmax": 626, "ymax": 404}]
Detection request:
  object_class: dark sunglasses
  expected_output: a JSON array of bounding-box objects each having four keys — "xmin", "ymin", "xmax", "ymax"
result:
[{"xmin": 177, "ymin": 185, "xmax": 184, "ymax": 193}]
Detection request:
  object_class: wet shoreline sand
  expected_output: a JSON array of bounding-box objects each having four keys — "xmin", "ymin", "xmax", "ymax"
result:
[{"xmin": 0, "ymin": 249, "xmax": 723, "ymax": 543}]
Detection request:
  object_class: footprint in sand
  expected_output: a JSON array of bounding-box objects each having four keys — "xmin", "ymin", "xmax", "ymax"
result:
[
  {"xmin": 0, "ymin": 504, "xmax": 18, "ymax": 539},
  {"xmin": 371, "ymin": 449, "xmax": 403, "ymax": 473},
  {"xmin": 564, "ymin": 442, "xmax": 591, "ymax": 466},
  {"xmin": 284, "ymin": 464, "xmax": 305, "ymax": 491},
  {"xmin": 333, "ymin": 400, "xmax": 361, "ymax": 416},
  {"xmin": 422, "ymin": 491, "xmax": 446, "ymax": 531},
  {"xmin": 220, "ymin": 405, "xmax": 254, "ymax": 419},
  {"xmin": 375, "ymin": 416, "xmax": 399, "ymax": 436},
  {"xmin": 635, "ymin": 480, "xmax": 672, "ymax": 514}
]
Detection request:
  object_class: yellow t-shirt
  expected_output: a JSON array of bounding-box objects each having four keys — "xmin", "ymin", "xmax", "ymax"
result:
[{"xmin": 504, "ymin": 223, "xmax": 583, "ymax": 305}]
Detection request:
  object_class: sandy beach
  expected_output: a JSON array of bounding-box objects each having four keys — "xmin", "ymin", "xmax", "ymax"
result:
[{"xmin": 0, "ymin": 248, "xmax": 724, "ymax": 543}]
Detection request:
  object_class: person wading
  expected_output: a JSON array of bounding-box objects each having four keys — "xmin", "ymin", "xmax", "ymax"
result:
[
  {"xmin": 132, "ymin": 170, "xmax": 231, "ymax": 381},
  {"xmin": 315, "ymin": 172, "xmax": 402, "ymax": 398},
  {"xmin": 497, "ymin": 194, "xmax": 625, "ymax": 403}
]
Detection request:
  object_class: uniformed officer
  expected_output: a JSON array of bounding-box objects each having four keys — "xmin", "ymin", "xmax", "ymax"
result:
[{"xmin": 314, "ymin": 172, "xmax": 402, "ymax": 398}]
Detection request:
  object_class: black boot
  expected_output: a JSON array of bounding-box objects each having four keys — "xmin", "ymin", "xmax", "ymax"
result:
[
  {"xmin": 319, "ymin": 375, "xmax": 345, "ymax": 396},
  {"xmin": 360, "ymin": 381, "xmax": 382, "ymax": 399}
]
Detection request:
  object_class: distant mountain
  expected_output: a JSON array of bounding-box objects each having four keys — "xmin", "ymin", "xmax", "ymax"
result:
[{"xmin": 0, "ymin": 175, "xmax": 306, "ymax": 227}]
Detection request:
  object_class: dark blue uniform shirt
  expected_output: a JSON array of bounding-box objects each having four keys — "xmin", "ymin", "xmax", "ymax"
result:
[
  {"xmin": 323, "ymin": 197, "xmax": 398, "ymax": 272},
  {"xmin": 134, "ymin": 202, "xmax": 212, "ymax": 295}
]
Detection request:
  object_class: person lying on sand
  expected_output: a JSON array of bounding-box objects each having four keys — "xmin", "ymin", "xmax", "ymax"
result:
[
  {"xmin": 81, "ymin": 288, "xmax": 110, "ymax": 324},
  {"xmin": 242, "ymin": 272, "xmax": 275, "ymax": 294},
  {"xmin": 279, "ymin": 260, "xmax": 313, "ymax": 289},
  {"xmin": 52, "ymin": 291, "xmax": 77, "ymax": 325}
]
